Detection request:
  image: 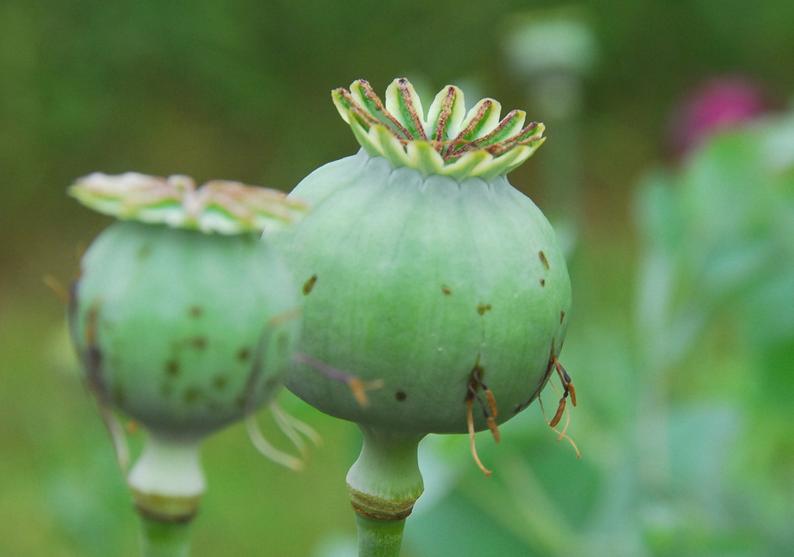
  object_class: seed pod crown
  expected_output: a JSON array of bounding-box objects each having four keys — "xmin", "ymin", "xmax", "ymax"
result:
[
  {"xmin": 71, "ymin": 172, "xmax": 307, "ymax": 234},
  {"xmin": 332, "ymin": 78, "xmax": 546, "ymax": 179}
]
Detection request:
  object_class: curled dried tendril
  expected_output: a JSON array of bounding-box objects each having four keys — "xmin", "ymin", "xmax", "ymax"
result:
[
  {"xmin": 539, "ymin": 363, "xmax": 582, "ymax": 459},
  {"xmin": 246, "ymin": 403, "xmax": 322, "ymax": 471},
  {"xmin": 70, "ymin": 173, "xmax": 307, "ymax": 235},
  {"xmin": 332, "ymin": 77, "xmax": 546, "ymax": 179},
  {"xmin": 465, "ymin": 362, "xmax": 502, "ymax": 476},
  {"xmin": 248, "ymin": 351, "xmax": 379, "ymax": 469}
]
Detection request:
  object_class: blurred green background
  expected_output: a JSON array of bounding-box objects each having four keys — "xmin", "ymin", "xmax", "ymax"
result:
[{"xmin": 1, "ymin": 1, "xmax": 793, "ymax": 556}]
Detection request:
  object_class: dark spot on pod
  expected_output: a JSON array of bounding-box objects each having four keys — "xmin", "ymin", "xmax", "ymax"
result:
[
  {"xmin": 183, "ymin": 386, "xmax": 202, "ymax": 404},
  {"xmin": 464, "ymin": 359, "xmax": 486, "ymax": 401},
  {"xmin": 165, "ymin": 359, "xmax": 180, "ymax": 377},
  {"xmin": 441, "ymin": 285, "xmax": 452, "ymax": 295},
  {"xmin": 189, "ymin": 336, "xmax": 208, "ymax": 350},
  {"xmin": 560, "ymin": 310, "xmax": 566, "ymax": 324},
  {"xmin": 395, "ymin": 390, "xmax": 407, "ymax": 401},
  {"xmin": 276, "ymin": 332, "xmax": 290, "ymax": 355},
  {"xmin": 112, "ymin": 383, "xmax": 126, "ymax": 404},
  {"xmin": 137, "ymin": 244, "xmax": 153, "ymax": 260},
  {"xmin": 213, "ymin": 374, "xmax": 228, "ymax": 390},
  {"xmin": 237, "ymin": 347, "xmax": 251, "ymax": 362},
  {"xmin": 538, "ymin": 250, "xmax": 550, "ymax": 270},
  {"xmin": 189, "ymin": 306, "xmax": 203, "ymax": 319},
  {"xmin": 476, "ymin": 303, "xmax": 492, "ymax": 316},
  {"xmin": 540, "ymin": 278, "xmax": 546, "ymax": 287},
  {"xmin": 83, "ymin": 303, "xmax": 109, "ymax": 399},
  {"xmin": 303, "ymin": 274, "xmax": 318, "ymax": 295}
]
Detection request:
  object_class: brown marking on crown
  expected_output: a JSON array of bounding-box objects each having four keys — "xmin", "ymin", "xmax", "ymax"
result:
[
  {"xmin": 397, "ymin": 78, "xmax": 427, "ymax": 140},
  {"xmin": 433, "ymin": 86, "xmax": 458, "ymax": 142}
]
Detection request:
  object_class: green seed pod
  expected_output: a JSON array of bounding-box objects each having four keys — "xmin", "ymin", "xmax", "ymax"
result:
[
  {"xmin": 69, "ymin": 173, "xmax": 305, "ymax": 552},
  {"xmin": 284, "ymin": 78, "xmax": 574, "ymax": 555}
]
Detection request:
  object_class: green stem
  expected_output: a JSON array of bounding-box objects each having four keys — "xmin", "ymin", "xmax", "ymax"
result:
[
  {"xmin": 346, "ymin": 426, "xmax": 424, "ymax": 557},
  {"xmin": 139, "ymin": 515, "xmax": 193, "ymax": 557},
  {"xmin": 128, "ymin": 432, "xmax": 205, "ymax": 557},
  {"xmin": 355, "ymin": 515, "xmax": 406, "ymax": 557}
]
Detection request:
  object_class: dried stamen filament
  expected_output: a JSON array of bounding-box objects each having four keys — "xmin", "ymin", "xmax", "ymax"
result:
[
  {"xmin": 294, "ymin": 352, "xmax": 383, "ymax": 406},
  {"xmin": 466, "ymin": 398, "xmax": 492, "ymax": 477}
]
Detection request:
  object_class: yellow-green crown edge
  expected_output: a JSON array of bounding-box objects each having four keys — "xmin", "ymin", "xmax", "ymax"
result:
[
  {"xmin": 332, "ymin": 77, "xmax": 546, "ymax": 179},
  {"xmin": 70, "ymin": 173, "xmax": 307, "ymax": 235}
]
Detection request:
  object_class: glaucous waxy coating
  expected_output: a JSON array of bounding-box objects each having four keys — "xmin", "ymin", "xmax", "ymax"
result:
[
  {"xmin": 71, "ymin": 221, "xmax": 299, "ymax": 437},
  {"xmin": 286, "ymin": 151, "xmax": 571, "ymax": 434}
]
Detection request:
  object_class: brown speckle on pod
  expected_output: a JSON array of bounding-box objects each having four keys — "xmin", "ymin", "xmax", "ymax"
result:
[
  {"xmin": 189, "ymin": 336, "xmax": 208, "ymax": 350},
  {"xmin": 188, "ymin": 306, "xmax": 203, "ymax": 319},
  {"xmin": 395, "ymin": 390, "xmax": 407, "ymax": 401},
  {"xmin": 540, "ymin": 278, "xmax": 546, "ymax": 287},
  {"xmin": 538, "ymin": 250, "xmax": 550, "ymax": 270},
  {"xmin": 83, "ymin": 302, "xmax": 109, "ymax": 399},
  {"xmin": 183, "ymin": 387, "xmax": 202, "ymax": 404},
  {"xmin": 213, "ymin": 374, "xmax": 228, "ymax": 390},
  {"xmin": 237, "ymin": 347, "xmax": 251, "ymax": 362},
  {"xmin": 476, "ymin": 303, "xmax": 492, "ymax": 315},
  {"xmin": 303, "ymin": 274, "xmax": 318, "ymax": 295},
  {"xmin": 441, "ymin": 285, "xmax": 452, "ymax": 295},
  {"xmin": 165, "ymin": 359, "xmax": 180, "ymax": 377}
]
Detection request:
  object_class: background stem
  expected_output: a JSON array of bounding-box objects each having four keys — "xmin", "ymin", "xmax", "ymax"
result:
[
  {"xmin": 356, "ymin": 515, "xmax": 405, "ymax": 557},
  {"xmin": 139, "ymin": 515, "xmax": 193, "ymax": 557}
]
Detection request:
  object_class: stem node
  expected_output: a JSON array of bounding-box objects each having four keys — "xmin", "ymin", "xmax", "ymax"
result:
[{"xmin": 346, "ymin": 426, "xmax": 424, "ymax": 556}]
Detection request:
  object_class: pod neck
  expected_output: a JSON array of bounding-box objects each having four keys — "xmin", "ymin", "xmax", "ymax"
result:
[
  {"xmin": 128, "ymin": 432, "xmax": 205, "ymax": 522},
  {"xmin": 346, "ymin": 426, "xmax": 425, "ymax": 556}
]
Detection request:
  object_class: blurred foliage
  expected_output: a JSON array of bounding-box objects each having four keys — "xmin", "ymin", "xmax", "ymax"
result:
[
  {"xmin": 1, "ymin": 1, "xmax": 793, "ymax": 556},
  {"xmin": 403, "ymin": 115, "xmax": 794, "ymax": 557}
]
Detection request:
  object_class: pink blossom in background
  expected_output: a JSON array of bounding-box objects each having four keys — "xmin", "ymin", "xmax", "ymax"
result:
[{"xmin": 669, "ymin": 77, "xmax": 771, "ymax": 159}]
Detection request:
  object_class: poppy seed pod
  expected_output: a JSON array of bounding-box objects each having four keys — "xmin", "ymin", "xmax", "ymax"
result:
[
  {"xmin": 284, "ymin": 78, "xmax": 574, "ymax": 556},
  {"xmin": 68, "ymin": 173, "xmax": 305, "ymax": 551}
]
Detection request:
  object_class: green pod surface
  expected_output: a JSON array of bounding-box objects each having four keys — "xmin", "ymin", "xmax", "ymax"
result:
[
  {"xmin": 71, "ymin": 221, "xmax": 299, "ymax": 438},
  {"xmin": 286, "ymin": 151, "xmax": 571, "ymax": 435}
]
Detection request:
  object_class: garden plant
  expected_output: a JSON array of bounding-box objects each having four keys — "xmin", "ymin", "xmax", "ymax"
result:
[{"xmin": 66, "ymin": 77, "xmax": 579, "ymax": 557}]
